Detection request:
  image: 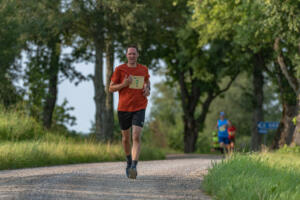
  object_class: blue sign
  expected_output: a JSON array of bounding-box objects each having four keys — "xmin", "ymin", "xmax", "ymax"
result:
[{"xmin": 257, "ymin": 122, "xmax": 279, "ymax": 134}]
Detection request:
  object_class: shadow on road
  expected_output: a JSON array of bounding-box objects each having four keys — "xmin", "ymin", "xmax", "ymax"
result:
[{"xmin": 166, "ymin": 154, "xmax": 222, "ymax": 160}]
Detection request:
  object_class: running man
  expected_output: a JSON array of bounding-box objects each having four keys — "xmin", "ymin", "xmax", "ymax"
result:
[
  {"xmin": 109, "ymin": 45, "xmax": 150, "ymax": 179},
  {"xmin": 216, "ymin": 112, "xmax": 231, "ymax": 153},
  {"xmin": 228, "ymin": 125, "xmax": 236, "ymax": 152}
]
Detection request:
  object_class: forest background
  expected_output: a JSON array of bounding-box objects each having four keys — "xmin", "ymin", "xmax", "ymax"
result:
[{"xmin": 1, "ymin": 0, "xmax": 300, "ymax": 155}]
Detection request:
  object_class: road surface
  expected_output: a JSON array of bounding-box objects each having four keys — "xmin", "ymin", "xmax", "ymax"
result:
[{"xmin": 0, "ymin": 154, "xmax": 221, "ymax": 200}]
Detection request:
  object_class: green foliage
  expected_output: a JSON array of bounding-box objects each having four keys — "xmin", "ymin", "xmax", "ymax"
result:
[
  {"xmin": 0, "ymin": 105, "xmax": 43, "ymax": 140},
  {"xmin": 0, "ymin": 103, "xmax": 79, "ymax": 141},
  {"xmin": 0, "ymin": 0, "xmax": 24, "ymax": 107},
  {"xmin": 190, "ymin": 0, "xmax": 271, "ymax": 50},
  {"xmin": 200, "ymin": 72, "xmax": 282, "ymax": 150},
  {"xmin": 202, "ymin": 73, "xmax": 253, "ymax": 136},
  {"xmin": 277, "ymin": 145, "xmax": 300, "ymax": 154},
  {"xmin": 52, "ymin": 99, "xmax": 77, "ymax": 128},
  {"xmin": 195, "ymin": 132, "xmax": 211, "ymax": 153},
  {"xmin": 0, "ymin": 0, "xmax": 23, "ymax": 68},
  {"xmin": 148, "ymin": 81, "xmax": 184, "ymax": 151},
  {"xmin": 203, "ymin": 153, "xmax": 300, "ymax": 200},
  {"xmin": 0, "ymin": 104, "xmax": 165, "ymax": 170}
]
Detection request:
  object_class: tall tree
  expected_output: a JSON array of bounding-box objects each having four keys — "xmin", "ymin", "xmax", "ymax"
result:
[
  {"xmin": 269, "ymin": 65, "xmax": 297, "ymax": 148},
  {"xmin": 0, "ymin": 0, "xmax": 24, "ymax": 107},
  {"xmin": 190, "ymin": 0, "xmax": 277, "ymax": 150},
  {"xmin": 20, "ymin": 0, "xmax": 82, "ymax": 129},
  {"xmin": 69, "ymin": 0, "xmax": 126, "ymax": 141},
  {"xmin": 148, "ymin": 0, "xmax": 241, "ymax": 152},
  {"xmin": 262, "ymin": 0, "xmax": 300, "ymax": 145}
]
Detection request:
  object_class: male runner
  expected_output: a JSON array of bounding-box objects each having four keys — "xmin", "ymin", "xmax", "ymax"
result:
[
  {"xmin": 216, "ymin": 112, "xmax": 231, "ymax": 153},
  {"xmin": 109, "ymin": 45, "xmax": 150, "ymax": 179}
]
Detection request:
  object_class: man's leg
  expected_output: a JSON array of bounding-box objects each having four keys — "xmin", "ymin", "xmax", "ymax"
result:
[
  {"xmin": 122, "ymin": 128, "xmax": 132, "ymax": 177},
  {"xmin": 219, "ymin": 142, "xmax": 226, "ymax": 154},
  {"xmin": 122, "ymin": 128, "xmax": 131, "ymax": 156},
  {"xmin": 128, "ymin": 125, "xmax": 142, "ymax": 179},
  {"xmin": 131, "ymin": 125, "xmax": 142, "ymax": 162},
  {"xmin": 118, "ymin": 111, "xmax": 133, "ymax": 178},
  {"xmin": 128, "ymin": 109, "xmax": 145, "ymax": 179}
]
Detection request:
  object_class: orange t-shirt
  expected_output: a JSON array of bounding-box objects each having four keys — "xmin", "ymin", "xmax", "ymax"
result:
[{"xmin": 111, "ymin": 63, "xmax": 150, "ymax": 112}]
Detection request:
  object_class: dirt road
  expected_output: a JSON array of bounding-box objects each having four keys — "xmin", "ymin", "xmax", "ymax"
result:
[{"xmin": 0, "ymin": 154, "xmax": 221, "ymax": 200}]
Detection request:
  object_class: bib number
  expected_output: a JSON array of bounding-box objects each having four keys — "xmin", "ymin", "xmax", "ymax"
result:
[
  {"xmin": 129, "ymin": 76, "xmax": 144, "ymax": 89},
  {"xmin": 219, "ymin": 125, "xmax": 226, "ymax": 132}
]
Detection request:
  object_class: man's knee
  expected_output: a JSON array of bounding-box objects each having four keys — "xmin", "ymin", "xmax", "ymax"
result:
[
  {"xmin": 122, "ymin": 130, "xmax": 131, "ymax": 142},
  {"xmin": 132, "ymin": 126, "xmax": 142, "ymax": 143},
  {"xmin": 132, "ymin": 134, "xmax": 141, "ymax": 143}
]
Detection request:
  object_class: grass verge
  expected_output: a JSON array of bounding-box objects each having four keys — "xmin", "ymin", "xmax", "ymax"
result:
[
  {"xmin": 0, "ymin": 106, "xmax": 166, "ymax": 170},
  {"xmin": 203, "ymin": 151, "xmax": 300, "ymax": 200},
  {"xmin": 0, "ymin": 139, "xmax": 165, "ymax": 170}
]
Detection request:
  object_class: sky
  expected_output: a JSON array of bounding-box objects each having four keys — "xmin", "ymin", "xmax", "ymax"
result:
[{"xmin": 57, "ymin": 61, "xmax": 161, "ymax": 134}]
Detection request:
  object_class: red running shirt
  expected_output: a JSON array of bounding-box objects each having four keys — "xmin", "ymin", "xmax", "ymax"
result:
[
  {"xmin": 111, "ymin": 63, "xmax": 150, "ymax": 112},
  {"xmin": 228, "ymin": 126, "xmax": 236, "ymax": 139}
]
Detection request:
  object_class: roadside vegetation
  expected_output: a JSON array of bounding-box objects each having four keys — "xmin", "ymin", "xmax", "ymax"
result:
[
  {"xmin": 0, "ymin": 107, "xmax": 165, "ymax": 170},
  {"xmin": 203, "ymin": 148, "xmax": 300, "ymax": 200}
]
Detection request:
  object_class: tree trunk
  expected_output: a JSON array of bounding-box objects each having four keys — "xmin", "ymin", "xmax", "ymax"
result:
[
  {"xmin": 272, "ymin": 69, "xmax": 297, "ymax": 149},
  {"xmin": 274, "ymin": 39, "xmax": 300, "ymax": 146},
  {"xmin": 183, "ymin": 115, "xmax": 198, "ymax": 153},
  {"xmin": 292, "ymin": 43, "xmax": 300, "ymax": 145},
  {"xmin": 272, "ymin": 103, "xmax": 297, "ymax": 148},
  {"xmin": 177, "ymin": 70, "xmax": 201, "ymax": 153},
  {"xmin": 93, "ymin": 36, "xmax": 107, "ymax": 141},
  {"xmin": 104, "ymin": 38, "xmax": 114, "ymax": 141},
  {"xmin": 293, "ymin": 93, "xmax": 300, "ymax": 145},
  {"xmin": 178, "ymin": 67, "xmax": 236, "ymax": 153},
  {"xmin": 43, "ymin": 40, "xmax": 60, "ymax": 129},
  {"xmin": 251, "ymin": 53, "xmax": 264, "ymax": 151}
]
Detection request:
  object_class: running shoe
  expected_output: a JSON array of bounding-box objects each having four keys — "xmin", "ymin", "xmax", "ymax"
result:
[{"xmin": 128, "ymin": 166, "xmax": 137, "ymax": 179}]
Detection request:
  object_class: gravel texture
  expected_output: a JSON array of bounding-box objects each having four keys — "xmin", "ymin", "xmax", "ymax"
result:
[{"xmin": 0, "ymin": 154, "xmax": 221, "ymax": 200}]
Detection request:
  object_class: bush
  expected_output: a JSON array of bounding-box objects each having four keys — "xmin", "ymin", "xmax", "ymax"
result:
[
  {"xmin": 0, "ymin": 107, "xmax": 43, "ymax": 140},
  {"xmin": 277, "ymin": 145, "xmax": 300, "ymax": 154}
]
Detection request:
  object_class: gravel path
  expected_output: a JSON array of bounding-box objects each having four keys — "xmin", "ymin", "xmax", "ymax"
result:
[{"xmin": 0, "ymin": 154, "xmax": 221, "ymax": 200}]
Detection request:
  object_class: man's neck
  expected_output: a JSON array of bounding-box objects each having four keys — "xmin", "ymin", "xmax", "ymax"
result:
[{"xmin": 127, "ymin": 63, "xmax": 137, "ymax": 68}]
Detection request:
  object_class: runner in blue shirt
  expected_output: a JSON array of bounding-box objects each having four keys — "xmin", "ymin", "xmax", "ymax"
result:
[{"xmin": 216, "ymin": 112, "xmax": 231, "ymax": 153}]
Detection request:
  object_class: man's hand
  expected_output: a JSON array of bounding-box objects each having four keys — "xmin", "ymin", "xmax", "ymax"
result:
[
  {"xmin": 122, "ymin": 75, "xmax": 132, "ymax": 87},
  {"xmin": 143, "ymin": 83, "xmax": 150, "ymax": 97}
]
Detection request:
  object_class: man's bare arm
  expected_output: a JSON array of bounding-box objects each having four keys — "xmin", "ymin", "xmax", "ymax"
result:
[
  {"xmin": 143, "ymin": 80, "xmax": 150, "ymax": 97},
  {"xmin": 109, "ymin": 75, "xmax": 132, "ymax": 92}
]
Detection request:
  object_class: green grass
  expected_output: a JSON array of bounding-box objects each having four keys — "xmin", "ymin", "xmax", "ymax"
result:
[
  {"xmin": 0, "ymin": 139, "xmax": 165, "ymax": 170},
  {"xmin": 0, "ymin": 107, "xmax": 43, "ymax": 140},
  {"xmin": 203, "ymin": 151, "xmax": 300, "ymax": 200},
  {"xmin": 0, "ymin": 106, "xmax": 165, "ymax": 170}
]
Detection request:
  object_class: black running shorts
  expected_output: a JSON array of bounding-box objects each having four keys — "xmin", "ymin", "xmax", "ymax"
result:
[{"xmin": 117, "ymin": 109, "xmax": 145, "ymax": 130}]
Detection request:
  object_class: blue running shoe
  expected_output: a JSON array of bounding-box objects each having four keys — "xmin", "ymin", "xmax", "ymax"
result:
[{"xmin": 129, "ymin": 166, "xmax": 137, "ymax": 179}]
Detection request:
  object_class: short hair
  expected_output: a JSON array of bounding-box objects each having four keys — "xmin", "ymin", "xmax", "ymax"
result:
[{"xmin": 126, "ymin": 45, "xmax": 139, "ymax": 53}]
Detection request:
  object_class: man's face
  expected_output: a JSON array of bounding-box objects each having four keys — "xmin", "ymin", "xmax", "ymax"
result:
[{"xmin": 126, "ymin": 47, "xmax": 139, "ymax": 64}]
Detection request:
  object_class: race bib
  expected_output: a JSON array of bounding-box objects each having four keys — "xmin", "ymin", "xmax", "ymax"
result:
[
  {"xmin": 129, "ymin": 76, "xmax": 144, "ymax": 89},
  {"xmin": 219, "ymin": 125, "xmax": 226, "ymax": 132}
]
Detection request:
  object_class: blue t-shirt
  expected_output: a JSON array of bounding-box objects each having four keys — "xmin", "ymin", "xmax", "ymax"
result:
[{"xmin": 218, "ymin": 119, "xmax": 228, "ymax": 137}]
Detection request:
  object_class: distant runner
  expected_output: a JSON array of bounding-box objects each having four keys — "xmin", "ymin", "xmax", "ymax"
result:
[
  {"xmin": 109, "ymin": 45, "xmax": 150, "ymax": 179},
  {"xmin": 228, "ymin": 125, "xmax": 236, "ymax": 153},
  {"xmin": 216, "ymin": 112, "xmax": 231, "ymax": 153}
]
